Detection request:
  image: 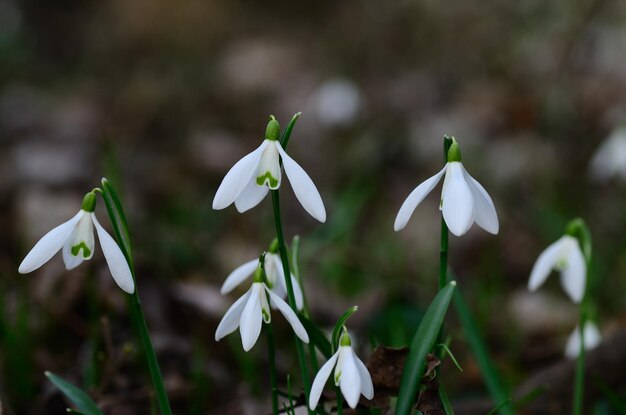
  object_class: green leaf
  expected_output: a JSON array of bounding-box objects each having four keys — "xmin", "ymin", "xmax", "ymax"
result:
[
  {"xmin": 439, "ymin": 384, "xmax": 455, "ymax": 415},
  {"xmin": 395, "ymin": 281, "xmax": 456, "ymax": 415},
  {"xmin": 280, "ymin": 112, "xmax": 301, "ymax": 150},
  {"xmin": 299, "ymin": 315, "xmax": 332, "ymax": 358},
  {"xmin": 45, "ymin": 371, "xmax": 103, "ymax": 415},
  {"xmin": 331, "ymin": 306, "xmax": 359, "ymax": 353},
  {"xmin": 453, "ymin": 287, "xmax": 512, "ymax": 415},
  {"xmin": 100, "ymin": 178, "xmax": 133, "ymax": 267}
]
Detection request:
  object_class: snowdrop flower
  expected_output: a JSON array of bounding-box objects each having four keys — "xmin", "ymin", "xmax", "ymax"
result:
[
  {"xmin": 212, "ymin": 115, "xmax": 326, "ymax": 222},
  {"xmin": 588, "ymin": 126, "xmax": 626, "ymax": 182},
  {"xmin": 215, "ymin": 266, "xmax": 309, "ymax": 351},
  {"xmin": 564, "ymin": 321, "xmax": 602, "ymax": 359},
  {"xmin": 220, "ymin": 246, "xmax": 304, "ymax": 310},
  {"xmin": 18, "ymin": 192, "xmax": 135, "ymax": 294},
  {"xmin": 309, "ymin": 332, "xmax": 374, "ymax": 410},
  {"xmin": 394, "ymin": 138, "xmax": 499, "ymax": 236},
  {"xmin": 528, "ymin": 235, "xmax": 586, "ymax": 303}
]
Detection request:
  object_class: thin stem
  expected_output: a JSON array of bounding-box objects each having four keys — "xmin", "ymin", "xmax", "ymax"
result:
[
  {"xmin": 128, "ymin": 289, "xmax": 173, "ymax": 415},
  {"xmin": 439, "ymin": 219, "xmax": 449, "ymax": 290},
  {"xmin": 573, "ymin": 305, "xmax": 585, "ymax": 415},
  {"xmin": 267, "ymin": 320, "xmax": 279, "ymax": 415},
  {"xmin": 271, "ymin": 190, "xmax": 313, "ymax": 413},
  {"xmin": 335, "ymin": 385, "xmax": 344, "ymax": 415}
]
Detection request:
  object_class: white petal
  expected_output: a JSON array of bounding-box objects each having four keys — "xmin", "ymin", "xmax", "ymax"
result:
[
  {"xmin": 528, "ymin": 237, "xmax": 567, "ymax": 292},
  {"xmin": 274, "ymin": 255, "xmax": 304, "ymax": 311},
  {"xmin": 560, "ymin": 239, "xmax": 586, "ymax": 303},
  {"xmin": 240, "ymin": 284, "xmax": 263, "ymax": 351},
  {"xmin": 338, "ymin": 347, "xmax": 361, "ymax": 408},
  {"xmin": 265, "ymin": 286, "xmax": 309, "ymax": 343},
  {"xmin": 564, "ymin": 322, "xmax": 602, "ymax": 359},
  {"xmin": 309, "ymin": 351, "xmax": 340, "ymax": 410},
  {"xmin": 355, "ymin": 355, "xmax": 374, "ymax": 399},
  {"xmin": 18, "ymin": 211, "xmax": 84, "ymax": 274},
  {"xmin": 462, "ymin": 166, "xmax": 499, "ymax": 234},
  {"xmin": 290, "ymin": 275, "xmax": 304, "ymax": 311},
  {"xmin": 212, "ymin": 141, "xmax": 268, "ymax": 210},
  {"xmin": 215, "ymin": 288, "xmax": 251, "ymax": 341},
  {"xmin": 62, "ymin": 240, "xmax": 85, "ymax": 270},
  {"xmin": 234, "ymin": 181, "xmax": 269, "ymax": 213},
  {"xmin": 441, "ymin": 162, "xmax": 475, "ymax": 236},
  {"xmin": 276, "ymin": 142, "xmax": 326, "ymax": 223},
  {"xmin": 92, "ymin": 214, "xmax": 135, "ymax": 294},
  {"xmin": 393, "ymin": 166, "xmax": 446, "ymax": 231},
  {"xmin": 220, "ymin": 259, "xmax": 258, "ymax": 294}
]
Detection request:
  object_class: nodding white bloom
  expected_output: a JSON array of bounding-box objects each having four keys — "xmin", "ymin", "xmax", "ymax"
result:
[
  {"xmin": 528, "ymin": 235, "xmax": 586, "ymax": 303},
  {"xmin": 212, "ymin": 116, "xmax": 326, "ymax": 222},
  {"xmin": 589, "ymin": 126, "xmax": 626, "ymax": 182},
  {"xmin": 215, "ymin": 267, "xmax": 309, "ymax": 352},
  {"xmin": 564, "ymin": 321, "xmax": 602, "ymax": 359},
  {"xmin": 309, "ymin": 332, "xmax": 374, "ymax": 410},
  {"xmin": 394, "ymin": 138, "xmax": 498, "ymax": 236},
  {"xmin": 220, "ymin": 251, "xmax": 304, "ymax": 311},
  {"xmin": 18, "ymin": 192, "xmax": 135, "ymax": 294}
]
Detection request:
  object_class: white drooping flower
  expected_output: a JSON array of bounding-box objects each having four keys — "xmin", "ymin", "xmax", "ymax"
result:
[
  {"xmin": 215, "ymin": 268, "xmax": 309, "ymax": 352},
  {"xmin": 564, "ymin": 321, "xmax": 602, "ymax": 359},
  {"xmin": 588, "ymin": 126, "xmax": 626, "ymax": 182},
  {"xmin": 18, "ymin": 192, "xmax": 135, "ymax": 294},
  {"xmin": 528, "ymin": 235, "xmax": 586, "ymax": 303},
  {"xmin": 212, "ymin": 116, "xmax": 326, "ymax": 222},
  {"xmin": 394, "ymin": 138, "xmax": 499, "ymax": 236},
  {"xmin": 221, "ymin": 251, "xmax": 304, "ymax": 310},
  {"xmin": 309, "ymin": 332, "xmax": 374, "ymax": 410}
]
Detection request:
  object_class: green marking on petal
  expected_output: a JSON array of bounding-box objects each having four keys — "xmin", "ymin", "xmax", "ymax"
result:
[
  {"xmin": 262, "ymin": 307, "xmax": 271, "ymax": 323},
  {"xmin": 256, "ymin": 172, "xmax": 279, "ymax": 188},
  {"xmin": 71, "ymin": 242, "xmax": 91, "ymax": 258},
  {"xmin": 334, "ymin": 370, "xmax": 342, "ymax": 385}
]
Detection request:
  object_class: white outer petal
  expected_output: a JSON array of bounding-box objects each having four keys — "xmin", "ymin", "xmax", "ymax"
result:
[
  {"xmin": 564, "ymin": 322, "xmax": 602, "ymax": 359},
  {"xmin": 393, "ymin": 165, "xmax": 446, "ymax": 231},
  {"xmin": 92, "ymin": 214, "xmax": 135, "ymax": 294},
  {"xmin": 309, "ymin": 351, "xmax": 340, "ymax": 410},
  {"xmin": 234, "ymin": 180, "xmax": 269, "ymax": 213},
  {"xmin": 212, "ymin": 141, "xmax": 268, "ymax": 210},
  {"xmin": 274, "ymin": 255, "xmax": 304, "ymax": 311},
  {"xmin": 528, "ymin": 237, "xmax": 567, "ymax": 292},
  {"xmin": 462, "ymin": 166, "xmax": 499, "ymax": 234},
  {"xmin": 18, "ymin": 211, "xmax": 84, "ymax": 274},
  {"xmin": 441, "ymin": 162, "xmax": 475, "ymax": 236},
  {"xmin": 290, "ymin": 275, "xmax": 304, "ymax": 311},
  {"xmin": 560, "ymin": 238, "xmax": 586, "ymax": 303},
  {"xmin": 276, "ymin": 143, "xmax": 326, "ymax": 223},
  {"xmin": 338, "ymin": 347, "xmax": 361, "ymax": 408},
  {"xmin": 220, "ymin": 259, "xmax": 259, "ymax": 294},
  {"xmin": 215, "ymin": 288, "xmax": 252, "ymax": 341},
  {"xmin": 265, "ymin": 286, "xmax": 309, "ymax": 343},
  {"xmin": 240, "ymin": 283, "xmax": 263, "ymax": 351},
  {"xmin": 355, "ymin": 355, "xmax": 374, "ymax": 399}
]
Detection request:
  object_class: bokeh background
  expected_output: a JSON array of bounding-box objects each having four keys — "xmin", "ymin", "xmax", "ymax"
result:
[{"xmin": 1, "ymin": 0, "xmax": 626, "ymax": 413}]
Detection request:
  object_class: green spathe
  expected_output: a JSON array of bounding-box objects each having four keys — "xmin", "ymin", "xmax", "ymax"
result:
[{"xmin": 265, "ymin": 115, "xmax": 280, "ymax": 141}]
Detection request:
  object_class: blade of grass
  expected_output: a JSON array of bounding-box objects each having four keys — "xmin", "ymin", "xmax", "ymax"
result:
[
  {"xmin": 452, "ymin": 287, "xmax": 512, "ymax": 415},
  {"xmin": 395, "ymin": 281, "xmax": 456, "ymax": 415},
  {"xmin": 45, "ymin": 372, "xmax": 103, "ymax": 415},
  {"xmin": 439, "ymin": 384, "xmax": 455, "ymax": 415},
  {"xmin": 331, "ymin": 306, "xmax": 358, "ymax": 353}
]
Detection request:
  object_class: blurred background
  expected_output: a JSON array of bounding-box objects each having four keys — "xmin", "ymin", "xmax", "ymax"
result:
[{"xmin": 1, "ymin": 0, "xmax": 626, "ymax": 413}]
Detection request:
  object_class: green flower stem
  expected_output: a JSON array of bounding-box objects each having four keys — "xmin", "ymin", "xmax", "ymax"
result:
[
  {"xmin": 271, "ymin": 190, "xmax": 313, "ymax": 414},
  {"xmin": 573, "ymin": 303, "xmax": 586, "ymax": 415},
  {"xmin": 335, "ymin": 385, "xmax": 343, "ymax": 415},
  {"xmin": 267, "ymin": 320, "xmax": 279, "ymax": 415},
  {"xmin": 99, "ymin": 181, "xmax": 172, "ymax": 415},
  {"xmin": 439, "ymin": 219, "xmax": 449, "ymax": 290}
]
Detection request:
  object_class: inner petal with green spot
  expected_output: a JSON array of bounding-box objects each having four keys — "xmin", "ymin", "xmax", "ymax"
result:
[
  {"xmin": 71, "ymin": 242, "xmax": 92, "ymax": 258},
  {"xmin": 256, "ymin": 172, "xmax": 279, "ymax": 188}
]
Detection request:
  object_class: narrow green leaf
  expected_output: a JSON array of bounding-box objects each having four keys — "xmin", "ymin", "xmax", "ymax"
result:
[
  {"xmin": 395, "ymin": 281, "xmax": 456, "ymax": 415},
  {"xmin": 452, "ymin": 288, "xmax": 512, "ymax": 415},
  {"xmin": 437, "ymin": 343, "xmax": 463, "ymax": 372},
  {"xmin": 439, "ymin": 384, "xmax": 455, "ymax": 415},
  {"xmin": 100, "ymin": 178, "xmax": 133, "ymax": 267},
  {"xmin": 280, "ymin": 112, "xmax": 301, "ymax": 150},
  {"xmin": 331, "ymin": 306, "xmax": 359, "ymax": 353},
  {"xmin": 45, "ymin": 371, "xmax": 103, "ymax": 415},
  {"xmin": 299, "ymin": 315, "xmax": 332, "ymax": 358}
]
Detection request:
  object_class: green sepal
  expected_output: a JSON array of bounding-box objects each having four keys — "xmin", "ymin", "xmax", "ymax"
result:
[
  {"xmin": 81, "ymin": 192, "xmax": 97, "ymax": 212},
  {"xmin": 446, "ymin": 137, "xmax": 462, "ymax": 162},
  {"xmin": 265, "ymin": 115, "xmax": 280, "ymax": 141}
]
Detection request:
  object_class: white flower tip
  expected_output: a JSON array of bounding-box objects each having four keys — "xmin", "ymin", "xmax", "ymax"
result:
[
  {"xmin": 393, "ymin": 216, "xmax": 407, "ymax": 232},
  {"xmin": 18, "ymin": 262, "xmax": 31, "ymax": 274}
]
